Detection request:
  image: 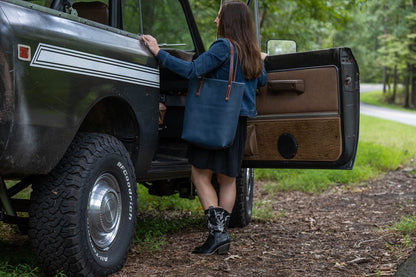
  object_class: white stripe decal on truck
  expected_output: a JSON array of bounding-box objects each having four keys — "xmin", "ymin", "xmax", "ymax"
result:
[{"xmin": 30, "ymin": 43, "xmax": 160, "ymax": 88}]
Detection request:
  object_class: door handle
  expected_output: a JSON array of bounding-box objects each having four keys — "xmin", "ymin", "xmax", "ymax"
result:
[{"xmin": 267, "ymin": 80, "xmax": 305, "ymax": 95}]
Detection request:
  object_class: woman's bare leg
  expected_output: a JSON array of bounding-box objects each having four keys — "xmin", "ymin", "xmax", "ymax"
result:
[
  {"xmin": 216, "ymin": 173, "xmax": 236, "ymax": 213},
  {"xmin": 191, "ymin": 168, "xmax": 234, "ymax": 255},
  {"xmin": 191, "ymin": 166, "xmax": 218, "ymax": 209}
]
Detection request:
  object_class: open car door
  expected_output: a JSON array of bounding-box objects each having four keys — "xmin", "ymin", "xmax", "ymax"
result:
[{"xmin": 243, "ymin": 48, "xmax": 360, "ymax": 170}]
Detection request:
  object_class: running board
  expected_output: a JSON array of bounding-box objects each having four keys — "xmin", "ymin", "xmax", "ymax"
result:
[{"xmin": 140, "ymin": 159, "xmax": 191, "ymax": 182}]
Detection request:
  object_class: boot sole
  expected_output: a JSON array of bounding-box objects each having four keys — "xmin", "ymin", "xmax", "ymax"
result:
[
  {"xmin": 216, "ymin": 243, "xmax": 230, "ymax": 255},
  {"xmin": 192, "ymin": 243, "xmax": 230, "ymax": 255}
]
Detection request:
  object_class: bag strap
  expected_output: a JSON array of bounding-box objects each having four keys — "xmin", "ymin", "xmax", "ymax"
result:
[
  {"xmin": 195, "ymin": 39, "xmax": 237, "ymax": 101},
  {"xmin": 225, "ymin": 40, "xmax": 235, "ymax": 101}
]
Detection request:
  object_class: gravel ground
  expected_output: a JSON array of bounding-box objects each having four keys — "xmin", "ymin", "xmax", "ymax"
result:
[{"xmin": 114, "ymin": 169, "xmax": 416, "ymax": 277}]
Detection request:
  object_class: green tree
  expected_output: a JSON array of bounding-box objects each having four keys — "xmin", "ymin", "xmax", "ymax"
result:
[
  {"xmin": 377, "ymin": 33, "xmax": 409, "ymax": 102},
  {"xmin": 375, "ymin": 0, "xmax": 411, "ymax": 102},
  {"xmin": 190, "ymin": 0, "xmax": 358, "ymax": 52},
  {"xmin": 407, "ymin": 6, "xmax": 416, "ymax": 107},
  {"xmin": 334, "ymin": 1, "xmax": 386, "ymax": 83},
  {"xmin": 335, "ymin": 0, "xmax": 416, "ymax": 108},
  {"xmin": 258, "ymin": 0, "xmax": 357, "ymax": 51}
]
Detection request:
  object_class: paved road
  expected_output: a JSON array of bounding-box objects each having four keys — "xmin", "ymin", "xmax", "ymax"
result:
[
  {"xmin": 360, "ymin": 83, "xmax": 383, "ymax": 93},
  {"xmin": 360, "ymin": 103, "xmax": 416, "ymax": 127},
  {"xmin": 360, "ymin": 84, "xmax": 416, "ymax": 127}
]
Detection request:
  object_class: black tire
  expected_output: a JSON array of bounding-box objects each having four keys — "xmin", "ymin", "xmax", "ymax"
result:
[
  {"xmin": 229, "ymin": 168, "xmax": 254, "ymax": 228},
  {"xmin": 212, "ymin": 168, "xmax": 254, "ymax": 228},
  {"xmin": 28, "ymin": 133, "xmax": 137, "ymax": 276}
]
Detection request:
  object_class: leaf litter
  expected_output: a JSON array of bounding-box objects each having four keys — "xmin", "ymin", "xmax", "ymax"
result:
[{"xmin": 114, "ymin": 169, "xmax": 416, "ymax": 277}]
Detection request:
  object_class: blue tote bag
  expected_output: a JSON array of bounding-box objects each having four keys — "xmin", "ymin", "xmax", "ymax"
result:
[{"xmin": 181, "ymin": 40, "xmax": 245, "ymax": 149}]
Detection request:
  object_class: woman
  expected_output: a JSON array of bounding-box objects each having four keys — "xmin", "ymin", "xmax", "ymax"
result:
[{"xmin": 142, "ymin": 0, "xmax": 267, "ymax": 255}]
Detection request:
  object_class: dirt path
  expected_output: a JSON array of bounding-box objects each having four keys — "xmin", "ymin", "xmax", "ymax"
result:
[{"xmin": 114, "ymin": 169, "xmax": 416, "ymax": 277}]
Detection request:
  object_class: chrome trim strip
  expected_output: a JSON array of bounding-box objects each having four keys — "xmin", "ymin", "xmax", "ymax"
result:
[
  {"xmin": 253, "ymin": 112, "xmax": 340, "ymax": 120},
  {"xmin": 30, "ymin": 43, "xmax": 160, "ymax": 88}
]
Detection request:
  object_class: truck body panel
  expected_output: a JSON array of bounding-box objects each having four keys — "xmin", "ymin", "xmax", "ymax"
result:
[{"xmin": 0, "ymin": 0, "xmax": 160, "ymax": 177}]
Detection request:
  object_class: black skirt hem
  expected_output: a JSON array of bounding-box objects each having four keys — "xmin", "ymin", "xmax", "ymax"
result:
[{"xmin": 187, "ymin": 117, "xmax": 247, "ymax": 178}]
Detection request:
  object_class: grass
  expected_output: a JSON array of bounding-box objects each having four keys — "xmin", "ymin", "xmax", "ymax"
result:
[
  {"xmin": 134, "ymin": 211, "xmax": 204, "ymax": 251},
  {"xmin": 134, "ymin": 185, "xmax": 203, "ymax": 251},
  {"xmin": 136, "ymin": 184, "xmax": 201, "ymax": 212},
  {"xmin": 252, "ymin": 198, "xmax": 286, "ymax": 223},
  {"xmin": 0, "ymin": 263, "xmax": 40, "ymax": 277},
  {"xmin": 360, "ymin": 90, "xmax": 416, "ymax": 113},
  {"xmin": 390, "ymin": 216, "xmax": 416, "ymax": 236},
  {"xmin": 0, "ymin": 223, "xmax": 68, "ymax": 277},
  {"xmin": 385, "ymin": 216, "xmax": 416, "ymax": 260},
  {"xmin": 255, "ymin": 114, "xmax": 416, "ymax": 193}
]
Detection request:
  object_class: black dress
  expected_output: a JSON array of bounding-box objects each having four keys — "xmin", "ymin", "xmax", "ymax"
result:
[{"xmin": 187, "ymin": 117, "xmax": 247, "ymax": 178}]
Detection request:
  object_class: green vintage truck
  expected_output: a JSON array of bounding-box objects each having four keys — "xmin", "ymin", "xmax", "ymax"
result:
[{"xmin": 0, "ymin": 0, "xmax": 360, "ymax": 275}]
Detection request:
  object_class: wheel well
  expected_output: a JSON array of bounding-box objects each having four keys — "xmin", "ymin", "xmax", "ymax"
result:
[{"xmin": 79, "ymin": 97, "xmax": 139, "ymax": 164}]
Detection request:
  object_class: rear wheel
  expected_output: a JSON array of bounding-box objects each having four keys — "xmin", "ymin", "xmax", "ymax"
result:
[
  {"xmin": 29, "ymin": 133, "xmax": 137, "ymax": 276},
  {"xmin": 213, "ymin": 168, "xmax": 254, "ymax": 228},
  {"xmin": 229, "ymin": 168, "xmax": 254, "ymax": 228}
]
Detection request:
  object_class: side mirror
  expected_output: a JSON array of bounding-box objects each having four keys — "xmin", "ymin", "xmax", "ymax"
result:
[{"xmin": 267, "ymin": 40, "xmax": 297, "ymax": 55}]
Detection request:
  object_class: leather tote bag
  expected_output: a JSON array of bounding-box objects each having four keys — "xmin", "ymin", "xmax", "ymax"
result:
[{"xmin": 181, "ymin": 40, "xmax": 245, "ymax": 149}]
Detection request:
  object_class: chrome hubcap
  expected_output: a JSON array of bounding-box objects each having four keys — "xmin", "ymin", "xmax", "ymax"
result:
[
  {"xmin": 87, "ymin": 173, "xmax": 122, "ymax": 251},
  {"xmin": 245, "ymin": 168, "xmax": 253, "ymax": 217}
]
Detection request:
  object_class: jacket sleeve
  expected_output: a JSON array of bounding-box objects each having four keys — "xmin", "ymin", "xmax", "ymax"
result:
[{"xmin": 156, "ymin": 39, "xmax": 229, "ymax": 79}]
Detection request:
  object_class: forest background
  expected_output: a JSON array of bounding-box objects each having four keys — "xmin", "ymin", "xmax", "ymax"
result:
[{"xmin": 190, "ymin": 0, "xmax": 416, "ymax": 109}]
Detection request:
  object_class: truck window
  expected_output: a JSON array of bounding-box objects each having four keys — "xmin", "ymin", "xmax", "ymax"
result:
[
  {"xmin": 188, "ymin": 1, "xmax": 217, "ymax": 50},
  {"xmin": 122, "ymin": 0, "xmax": 194, "ymax": 51},
  {"xmin": 72, "ymin": 0, "xmax": 110, "ymax": 25},
  {"xmin": 122, "ymin": 0, "xmax": 141, "ymax": 34},
  {"xmin": 29, "ymin": 0, "xmax": 53, "ymax": 7}
]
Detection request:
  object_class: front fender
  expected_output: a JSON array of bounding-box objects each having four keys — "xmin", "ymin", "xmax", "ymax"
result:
[
  {"xmin": 0, "ymin": 3, "xmax": 16, "ymax": 170},
  {"xmin": 0, "ymin": 0, "xmax": 159, "ymax": 178}
]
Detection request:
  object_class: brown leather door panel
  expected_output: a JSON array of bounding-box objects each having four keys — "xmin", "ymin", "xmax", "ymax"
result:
[
  {"xmin": 245, "ymin": 117, "xmax": 342, "ymax": 162},
  {"xmin": 245, "ymin": 66, "xmax": 342, "ymax": 162},
  {"xmin": 256, "ymin": 66, "xmax": 339, "ymax": 115}
]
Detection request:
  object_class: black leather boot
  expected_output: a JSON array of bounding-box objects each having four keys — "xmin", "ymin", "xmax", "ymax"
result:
[{"xmin": 192, "ymin": 206, "xmax": 231, "ymax": 255}]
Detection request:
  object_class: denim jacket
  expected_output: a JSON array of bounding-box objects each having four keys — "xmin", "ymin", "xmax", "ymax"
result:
[{"xmin": 156, "ymin": 38, "xmax": 267, "ymax": 118}]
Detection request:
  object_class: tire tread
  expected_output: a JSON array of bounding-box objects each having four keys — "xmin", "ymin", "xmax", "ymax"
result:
[{"xmin": 29, "ymin": 133, "xmax": 136, "ymax": 276}]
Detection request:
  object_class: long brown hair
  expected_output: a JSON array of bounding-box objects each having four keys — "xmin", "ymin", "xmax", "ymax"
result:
[{"xmin": 217, "ymin": 0, "xmax": 263, "ymax": 80}]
